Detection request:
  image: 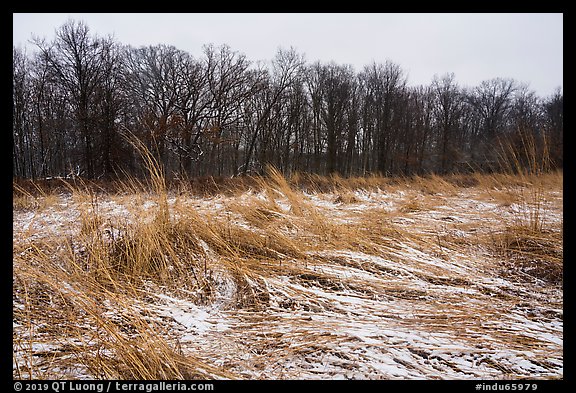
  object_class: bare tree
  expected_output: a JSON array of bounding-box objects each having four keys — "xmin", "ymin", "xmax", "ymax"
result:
[
  {"xmin": 431, "ymin": 73, "xmax": 465, "ymax": 173},
  {"xmin": 123, "ymin": 44, "xmax": 183, "ymax": 170},
  {"xmin": 171, "ymin": 54, "xmax": 213, "ymax": 175},
  {"xmin": 467, "ymin": 78, "xmax": 517, "ymax": 166},
  {"xmin": 13, "ymin": 47, "xmax": 32, "ymax": 178},
  {"xmin": 93, "ymin": 37, "xmax": 124, "ymax": 178},
  {"xmin": 35, "ymin": 20, "xmax": 109, "ymax": 178},
  {"xmin": 315, "ymin": 62, "xmax": 355, "ymax": 174},
  {"xmin": 242, "ymin": 47, "xmax": 305, "ymax": 175},
  {"xmin": 201, "ymin": 44, "xmax": 259, "ymax": 175},
  {"xmin": 359, "ymin": 61, "xmax": 407, "ymax": 175},
  {"xmin": 543, "ymin": 88, "xmax": 563, "ymax": 168}
]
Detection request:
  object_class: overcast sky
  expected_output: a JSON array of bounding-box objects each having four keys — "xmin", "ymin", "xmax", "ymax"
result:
[{"xmin": 13, "ymin": 13, "xmax": 563, "ymax": 97}]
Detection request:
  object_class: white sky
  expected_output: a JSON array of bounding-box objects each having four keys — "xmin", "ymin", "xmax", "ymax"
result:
[{"xmin": 13, "ymin": 13, "xmax": 563, "ymax": 97}]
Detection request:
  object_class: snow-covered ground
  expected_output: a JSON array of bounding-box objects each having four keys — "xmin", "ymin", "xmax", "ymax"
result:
[{"xmin": 13, "ymin": 182, "xmax": 563, "ymax": 379}]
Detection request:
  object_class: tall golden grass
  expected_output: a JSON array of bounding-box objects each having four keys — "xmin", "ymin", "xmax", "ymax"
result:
[{"xmin": 13, "ymin": 133, "xmax": 562, "ymax": 379}]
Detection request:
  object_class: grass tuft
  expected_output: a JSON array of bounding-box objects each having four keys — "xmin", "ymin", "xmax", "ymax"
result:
[{"xmin": 13, "ymin": 152, "xmax": 562, "ymax": 379}]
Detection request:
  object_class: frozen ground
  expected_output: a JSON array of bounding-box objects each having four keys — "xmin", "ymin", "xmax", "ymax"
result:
[{"xmin": 13, "ymin": 182, "xmax": 563, "ymax": 379}]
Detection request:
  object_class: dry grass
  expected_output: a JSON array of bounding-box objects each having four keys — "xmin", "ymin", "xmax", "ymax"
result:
[
  {"xmin": 13, "ymin": 181, "xmax": 62, "ymax": 211},
  {"xmin": 13, "ymin": 140, "xmax": 563, "ymax": 379},
  {"xmin": 13, "ymin": 239, "xmax": 234, "ymax": 379},
  {"xmin": 491, "ymin": 225, "xmax": 563, "ymax": 286}
]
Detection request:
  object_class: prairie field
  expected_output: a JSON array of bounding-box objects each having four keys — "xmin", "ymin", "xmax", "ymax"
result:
[{"xmin": 13, "ymin": 169, "xmax": 563, "ymax": 380}]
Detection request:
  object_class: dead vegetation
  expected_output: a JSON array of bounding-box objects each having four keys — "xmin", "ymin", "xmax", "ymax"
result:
[
  {"xmin": 491, "ymin": 225, "xmax": 563, "ymax": 286},
  {"xmin": 13, "ymin": 156, "xmax": 563, "ymax": 379}
]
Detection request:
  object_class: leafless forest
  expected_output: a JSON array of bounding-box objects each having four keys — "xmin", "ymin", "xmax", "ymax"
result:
[{"xmin": 13, "ymin": 20, "xmax": 562, "ymax": 180}]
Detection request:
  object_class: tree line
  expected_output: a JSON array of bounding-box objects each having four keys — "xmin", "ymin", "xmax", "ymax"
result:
[{"xmin": 13, "ymin": 20, "xmax": 563, "ymax": 180}]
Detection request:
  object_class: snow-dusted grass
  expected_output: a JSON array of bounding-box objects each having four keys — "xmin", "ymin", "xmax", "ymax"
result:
[{"xmin": 13, "ymin": 170, "xmax": 563, "ymax": 379}]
